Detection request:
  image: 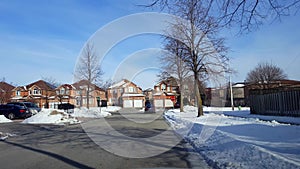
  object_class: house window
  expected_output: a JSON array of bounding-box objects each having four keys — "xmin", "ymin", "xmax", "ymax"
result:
[
  {"xmin": 33, "ymin": 88, "xmax": 41, "ymax": 95},
  {"xmin": 161, "ymin": 84, "xmax": 166, "ymax": 91},
  {"xmin": 128, "ymin": 87, "xmax": 134, "ymax": 93},
  {"xmin": 167, "ymin": 86, "xmax": 170, "ymax": 92},
  {"xmin": 60, "ymin": 88, "xmax": 65, "ymax": 94},
  {"xmin": 16, "ymin": 90, "xmax": 21, "ymax": 96},
  {"xmin": 66, "ymin": 90, "xmax": 69, "ymax": 95}
]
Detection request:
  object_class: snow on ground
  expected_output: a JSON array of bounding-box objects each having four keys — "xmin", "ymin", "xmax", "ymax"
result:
[
  {"xmin": 204, "ymin": 108, "xmax": 300, "ymax": 125},
  {"xmin": 21, "ymin": 106, "xmax": 120, "ymax": 125},
  {"xmin": 164, "ymin": 106, "xmax": 300, "ymax": 169},
  {"xmin": 22, "ymin": 109, "xmax": 80, "ymax": 125},
  {"xmin": 0, "ymin": 132, "xmax": 17, "ymax": 141},
  {"xmin": 0, "ymin": 115, "xmax": 12, "ymax": 123},
  {"xmin": 72, "ymin": 106, "xmax": 120, "ymax": 118}
]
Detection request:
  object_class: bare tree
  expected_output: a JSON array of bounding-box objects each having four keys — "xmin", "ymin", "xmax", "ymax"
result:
[
  {"xmin": 163, "ymin": 0, "xmax": 229, "ymax": 117},
  {"xmin": 42, "ymin": 76, "xmax": 60, "ymax": 88},
  {"xmin": 75, "ymin": 42, "xmax": 104, "ymax": 109},
  {"xmin": 101, "ymin": 79, "xmax": 114, "ymax": 90},
  {"xmin": 142, "ymin": 0, "xmax": 300, "ymax": 32},
  {"xmin": 159, "ymin": 37, "xmax": 190, "ymax": 112},
  {"xmin": 246, "ymin": 62, "xmax": 287, "ymax": 86}
]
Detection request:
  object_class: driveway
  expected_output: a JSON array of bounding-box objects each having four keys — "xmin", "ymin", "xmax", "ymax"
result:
[{"xmin": 0, "ymin": 109, "xmax": 210, "ymax": 169}]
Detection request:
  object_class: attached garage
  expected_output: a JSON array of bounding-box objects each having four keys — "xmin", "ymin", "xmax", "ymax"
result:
[
  {"xmin": 122, "ymin": 93, "xmax": 145, "ymax": 108},
  {"xmin": 133, "ymin": 100, "xmax": 143, "ymax": 108},
  {"xmin": 123, "ymin": 100, "xmax": 133, "ymax": 108},
  {"xmin": 154, "ymin": 99, "xmax": 174, "ymax": 108}
]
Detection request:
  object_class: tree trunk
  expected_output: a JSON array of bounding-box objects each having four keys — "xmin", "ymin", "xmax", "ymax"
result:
[
  {"xmin": 194, "ymin": 74, "xmax": 203, "ymax": 117},
  {"xmin": 86, "ymin": 85, "xmax": 90, "ymax": 109},
  {"xmin": 180, "ymin": 93, "xmax": 184, "ymax": 112}
]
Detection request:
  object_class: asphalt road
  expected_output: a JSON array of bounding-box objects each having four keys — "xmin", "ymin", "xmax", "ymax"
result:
[{"xmin": 0, "ymin": 109, "xmax": 210, "ymax": 169}]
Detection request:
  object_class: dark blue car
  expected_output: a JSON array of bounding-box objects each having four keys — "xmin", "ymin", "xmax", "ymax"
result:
[{"xmin": 0, "ymin": 104, "xmax": 32, "ymax": 120}]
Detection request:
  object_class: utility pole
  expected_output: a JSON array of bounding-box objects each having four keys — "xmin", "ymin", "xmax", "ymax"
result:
[{"xmin": 229, "ymin": 76, "xmax": 234, "ymax": 111}]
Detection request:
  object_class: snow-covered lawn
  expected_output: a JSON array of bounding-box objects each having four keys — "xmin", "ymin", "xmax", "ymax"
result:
[
  {"xmin": 164, "ymin": 106, "xmax": 300, "ymax": 169},
  {"xmin": 203, "ymin": 106, "xmax": 300, "ymax": 125},
  {"xmin": 0, "ymin": 115, "xmax": 12, "ymax": 123}
]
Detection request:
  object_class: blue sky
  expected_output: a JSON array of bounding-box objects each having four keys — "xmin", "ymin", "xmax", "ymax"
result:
[{"xmin": 0, "ymin": 0, "xmax": 299, "ymax": 89}]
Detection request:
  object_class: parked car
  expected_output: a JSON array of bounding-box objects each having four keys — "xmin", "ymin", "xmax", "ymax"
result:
[
  {"xmin": 58, "ymin": 103, "xmax": 75, "ymax": 113},
  {"xmin": 145, "ymin": 100, "xmax": 152, "ymax": 111},
  {"xmin": 8, "ymin": 102, "xmax": 41, "ymax": 115},
  {"xmin": 0, "ymin": 104, "xmax": 32, "ymax": 120},
  {"xmin": 174, "ymin": 101, "xmax": 180, "ymax": 108}
]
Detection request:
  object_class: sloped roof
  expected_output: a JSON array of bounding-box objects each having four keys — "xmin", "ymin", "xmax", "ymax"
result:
[
  {"xmin": 109, "ymin": 79, "xmax": 138, "ymax": 89},
  {"xmin": 26, "ymin": 80, "xmax": 56, "ymax": 90},
  {"xmin": 56, "ymin": 84, "xmax": 76, "ymax": 90},
  {"xmin": 72, "ymin": 80, "xmax": 105, "ymax": 91},
  {"xmin": 0, "ymin": 82, "xmax": 15, "ymax": 92},
  {"xmin": 155, "ymin": 77, "xmax": 178, "ymax": 87}
]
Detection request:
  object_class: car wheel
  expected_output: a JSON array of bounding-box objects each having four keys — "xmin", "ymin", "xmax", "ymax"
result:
[{"xmin": 7, "ymin": 113, "xmax": 15, "ymax": 120}]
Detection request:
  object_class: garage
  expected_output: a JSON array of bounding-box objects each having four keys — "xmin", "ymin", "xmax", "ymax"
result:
[
  {"xmin": 154, "ymin": 99, "xmax": 174, "ymax": 108},
  {"xmin": 122, "ymin": 93, "xmax": 145, "ymax": 108},
  {"xmin": 133, "ymin": 100, "xmax": 143, "ymax": 108},
  {"xmin": 123, "ymin": 100, "xmax": 133, "ymax": 108}
]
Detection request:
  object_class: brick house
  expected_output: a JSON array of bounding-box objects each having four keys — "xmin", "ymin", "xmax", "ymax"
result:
[
  {"xmin": 11, "ymin": 80, "xmax": 56, "ymax": 108},
  {"xmin": 0, "ymin": 81, "xmax": 15, "ymax": 104},
  {"xmin": 153, "ymin": 77, "xmax": 179, "ymax": 108},
  {"xmin": 107, "ymin": 79, "xmax": 145, "ymax": 108},
  {"xmin": 72, "ymin": 80, "xmax": 106, "ymax": 108}
]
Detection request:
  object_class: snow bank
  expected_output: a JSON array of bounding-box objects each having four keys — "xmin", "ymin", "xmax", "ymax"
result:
[
  {"xmin": 72, "ymin": 107, "xmax": 111, "ymax": 118},
  {"xmin": 0, "ymin": 115, "xmax": 12, "ymax": 123},
  {"xmin": 202, "ymin": 106, "xmax": 300, "ymax": 125},
  {"xmin": 164, "ymin": 106, "xmax": 300, "ymax": 169},
  {"xmin": 22, "ymin": 109, "xmax": 80, "ymax": 125}
]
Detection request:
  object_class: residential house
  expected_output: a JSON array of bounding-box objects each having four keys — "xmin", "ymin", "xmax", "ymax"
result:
[
  {"xmin": 153, "ymin": 77, "xmax": 179, "ymax": 108},
  {"xmin": 0, "ymin": 81, "xmax": 15, "ymax": 104},
  {"xmin": 11, "ymin": 80, "xmax": 56, "ymax": 108},
  {"xmin": 107, "ymin": 79, "xmax": 145, "ymax": 108},
  {"xmin": 52, "ymin": 84, "xmax": 76, "ymax": 108},
  {"xmin": 72, "ymin": 80, "xmax": 106, "ymax": 108},
  {"xmin": 143, "ymin": 88, "xmax": 154, "ymax": 100}
]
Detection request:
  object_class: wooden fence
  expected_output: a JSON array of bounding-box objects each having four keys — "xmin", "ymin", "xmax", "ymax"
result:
[{"xmin": 249, "ymin": 89, "xmax": 300, "ymax": 117}]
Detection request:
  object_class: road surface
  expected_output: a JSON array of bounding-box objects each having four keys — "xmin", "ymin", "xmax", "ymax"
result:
[{"xmin": 0, "ymin": 109, "xmax": 210, "ymax": 169}]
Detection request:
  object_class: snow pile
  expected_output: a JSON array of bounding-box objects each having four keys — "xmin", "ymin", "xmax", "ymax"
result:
[
  {"xmin": 164, "ymin": 106, "xmax": 300, "ymax": 169},
  {"xmin": 212, "ymin": 109, "xmax": 300, "ymax": 125},
  {"xmin": 0, "ymin": 115, "xmax": 12, "ymax": 123},
  {"xmin": 72, "ymin": 107, "xmax": 111, "ymax": 118},
  {"xmin": 22, "ymin": 109, "xmax": 80, "ymax": 125}
]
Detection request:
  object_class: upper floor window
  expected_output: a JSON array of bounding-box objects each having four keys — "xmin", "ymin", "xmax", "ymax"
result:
[
  {"xmin": 33, "ymin": 88, "xmax": 41, "ymax": 95},
  {"xmin": 60, "ymin": 88, "xmax": 65, "ymax": 94},
  {"xmin": 128, "ymin": 86, "xmax": 134, "ymax": 93},
  {"xmin": 161, "ymin": 84, "xmax": 166, "ymax": 91},
  {"xmin": 167, "ymin": 86, "xmax": 170, "ymax": 92},
  {"xmin": 16, "ymin": 90, "xmax": 21, "ymax": 96}
]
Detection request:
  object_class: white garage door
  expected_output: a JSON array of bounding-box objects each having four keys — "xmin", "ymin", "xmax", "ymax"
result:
[
  {"xmin": 154, "ymin": 100, "xmax": 164, "ymax": 107},
  {"xmin": 154, "ymin": 99, "xmax": 174, "ymax": 108},
  {"xmin": 123, "ymin": 100, "xmax": 133, "ymax": 108},
  {"xmin": 134, "ymin": 100, "xmax": 143, "ymax": 108},
  {"xmin": 165, "ymin": 99, "xmax": 174, "ymax": 107}
]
